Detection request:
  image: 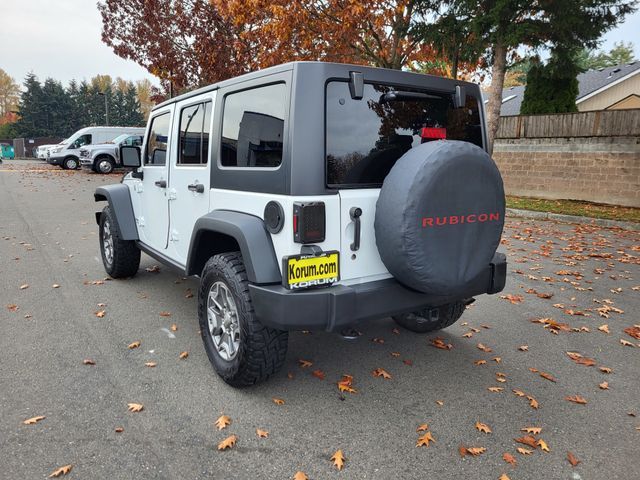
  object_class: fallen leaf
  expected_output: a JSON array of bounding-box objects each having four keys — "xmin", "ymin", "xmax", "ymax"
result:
[
  {"xmin": 127, "ymin": 403, "xmax": 144, "ymax": 412},
  {"xmin": 146, "ymin": 265, "xmax": 160, "ymax": 273},
  {"xmin": 52, "ymin": 284, "xmax": 60, "ymax": 289},
  {"xmin": 565, "ymin": 395, "xmax": 587, "ymax": 405},
  {"xmin": 272, "ymin": 398, "xmax": 285, "ymax": 405},
  {"xmin": 566, "ymin": 351, "xmax": 595, "ymax": 366},
  {"xmin": 217, "ymin": 434, "xmax": 237, "ymax": 450},
  {"xmin": 372, "ymin": 368, "xmax": 391, "ymax": 379},
  {"xmin": 488, "ymin": 387, "xmax": 504, "ymax": 393},
  {"xmin": 502, "ymin": 452, "xmax": 517, "ymax": 465},
  {"xmin": 298, "ymin": 359, "xmax": 313, "ymax": 368},
  {"xmin": 537, "ymin": 439, "xmax": 550, "ymax": 452},
  {"xmin": 515, "ymin": 436, "xmax": 538, "ymax": 449},
  {"xmin": 517, "ymin": 447, "xmax": 533, "ymax": 455},
  {"xmin": 128, "ymin": 341, "xmax": 141, "ymax": 349},
  {"xmin": 23, "ymin": 415, "xmax": 45, "ymax": 425},
  {"xmin": 49, "ymin": 465, "xmax": 72, "ymax": 477},
  {"xmin": 599, "ymin": 381, "xmax": 609, "ymax": 390},
  {"xmin": 83, "ymin": 359, "xmax": 96, "ymax": 365},
  {"xmin": 518, "ymin": 345, "xmax": 528, "ymax": 351},
  {"xmin": 331, "ymin": 449, "xmax": 345, "ymax": 470},
  {"xmin": 512, "ymin": 389, "xmax": 526, "ymax": 397},
  {"xmin": 599, "ymin": 367, "xmax": 612, "ymax": 374},
  {"xmin": 19, "ymin": 284, "xmax": 29, "ymax": 290},
  {"xmin": 475, "ymin": 422, "xmax": 492, "ymax": 434},
  {"xmin": 179, "ymin": 351, "xmax": 189, "ymax": 359},
  {"xmin": 624, "ymin": 326, "xmax": 640, "ymax": 340},
  {"xmin": 528, "ymin": 396, "xmax": 539, "ymax": 409},
  {"xmin": 115, "ymin": 426, "xmax": 124, "ymax": 433},
  {"xmin": 403, "ymin": 359, "xmax": 413, "ymax": 366},
  {"xmin": 598, "ymin": 324, "xmax": 610, "ymax": 334},
  {"xmin": 539, "ymin": 372, "xmax": 557, "ymax": 382},
  {"xmin": 416, "ymin": 431, "xmax": 435, "ymax": 447},
  {"xmin": 145, "ymin": 361, "xmax": 157, "ymax": 367},
  {"xmin": 459, "ymin": 445, "xmax": 468, "ymax": 457},
  {"xmin": 499, "ymin": 474, "xmax": 511, "ymax": 480},
  {"xmin": 466, "ymin": 447, "xmax": 486, "ymax": 456},
  {"xmin": 477, "ymin": 343, "xmax": 492, "ymax": 353},
  {"xmin": 493, "ymin": 357, "xmax": 502, "ymax": 363},
  {"xmin": 435, "ymin": 400, "xmax": 444, "ymax": 406},
  {"xmin": 620, "ymin": 338, "xmax": 635, "ymax": 347},
  {"xmin": 95, "ymin": 310, "xmax": 106, "ymax": 318},
  {"xmin": 567, "ymin": 451, "xmax": 580, "ymax": 467},
  {"xmin": 431, "ymin": 337, "xmax": 452, "ymax": 350},
  {"xmin": 521, "ymin": 427, "xmax": 541, "ymax": 435},
  {"xmin": 7, "ymin": 304, "xmax": 18, "ymax": 312},
  {"xmin": 170, "ymin": 324, "xmax": 178, "ymax": 331},
  {"xmin": 501, "ymin": 294, "xmax": 523, "ymax": 304},
  {"xmin": 215, "ymin": 415, "xmax": 231, "ymax": 430},
  {"xmin": 416, "ymin": 424, "xmax": 429, "ymax": 432},
  {"xmin": 312, "ymin": 369, "xmax": 325, "ymax": 380},
  {"xmin": 293, "ymin": 472, "xmax": 309, "ymax": 480},
  {"xmin": 159, "ymin": 311, "xmax": 171, "ymax": 317},
  {"xmin": 391, "ymin": 352, "xmax": 401, "ymax": 357},
  {"xmin": 474, "ymin": 360, "xmax": 487, "ymax": 366},
  {"xmin": 256, "ymin": 429, "xmax": 269, "ymax": 438}
]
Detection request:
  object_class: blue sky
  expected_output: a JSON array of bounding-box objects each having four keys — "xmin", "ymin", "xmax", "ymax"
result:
[{"xmin": 2, "ymin": 1, "xmax": 639, "ymax": 87}]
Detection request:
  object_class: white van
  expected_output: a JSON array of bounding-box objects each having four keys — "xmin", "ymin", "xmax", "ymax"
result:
[{"xmin": 47, "ymin": 126, "xmax": 145, "ymax": 169}]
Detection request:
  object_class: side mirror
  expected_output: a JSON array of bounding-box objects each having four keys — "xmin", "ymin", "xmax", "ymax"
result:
[{"xmin": 121, "ymin": 145, "xmax": 141, "ymax": 168}]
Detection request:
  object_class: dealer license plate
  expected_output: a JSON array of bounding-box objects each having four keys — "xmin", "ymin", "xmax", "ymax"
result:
[{"xmin": 283, "ymin": 251, "xmax": 340, "ymax": 289}]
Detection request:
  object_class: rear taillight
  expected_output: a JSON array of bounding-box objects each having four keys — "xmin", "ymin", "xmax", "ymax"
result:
[
  {"xmin": 421, "ymin": 127, "xmax": 447, "ymax": 141},
  {"xmin": 293, "ymin": 202, "xmax": 325, "ymax": 244}
]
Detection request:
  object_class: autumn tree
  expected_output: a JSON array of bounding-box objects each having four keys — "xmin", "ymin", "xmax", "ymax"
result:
[{"xmin": 0, "ymin": 68, "xmax": 20, "ymax": 118}]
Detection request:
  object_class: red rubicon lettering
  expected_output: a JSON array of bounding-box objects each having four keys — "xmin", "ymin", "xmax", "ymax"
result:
[{"xmin": 421, "ymin": 212, "xmax": 501, "ymax": 228}]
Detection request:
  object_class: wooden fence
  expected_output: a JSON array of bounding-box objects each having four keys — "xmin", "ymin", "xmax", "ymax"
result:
[{"xmin": 496, "ymin": 109, "xmax": 640, "ymax": 139}]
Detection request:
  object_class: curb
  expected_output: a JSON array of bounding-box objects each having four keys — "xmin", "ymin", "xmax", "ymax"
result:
[{"xmin": 506, "ymin": 208, "xmax": 640, "ymax": 231}]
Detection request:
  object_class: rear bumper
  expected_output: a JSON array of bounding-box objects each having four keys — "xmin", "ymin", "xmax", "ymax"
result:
[{"xmin": 250, "ymin": 252, "xmax": 507, "ymax": 332}]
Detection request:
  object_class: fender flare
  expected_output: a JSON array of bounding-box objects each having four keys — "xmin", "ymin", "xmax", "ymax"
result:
[
  {"xmin": 186, "ymin": 210, "xmax": 281, "ymax": 284},
  {"xmin": 94, "ymin": 184, "xmax": 139, "ymax": 241}
]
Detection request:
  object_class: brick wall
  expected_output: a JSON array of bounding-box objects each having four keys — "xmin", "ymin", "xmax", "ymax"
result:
[{"xmin": 493, "ymin": 136, "xmax": 640, "ymax": 208}]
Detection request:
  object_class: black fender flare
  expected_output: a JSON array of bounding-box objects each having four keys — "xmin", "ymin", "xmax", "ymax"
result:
[
  {"xmin": 94, "ymin": 184, "xmax": 139, "ymax": 241},
  {"xmin": 186, "ymin": 210, "xmax": 281, "ymax": 284}
]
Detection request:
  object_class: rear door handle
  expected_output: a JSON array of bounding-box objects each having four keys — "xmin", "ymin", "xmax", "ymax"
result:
[
  {"xmin": 155, "ymin": 180, "xmax": 167, "ymax": 188},
  {"xmin": 188, "ymin": 183, "xmax": 205, "ymax": 193},
  {"xmin": 349, "ymin": 207, "xmax": 362, "ymax": 251}
]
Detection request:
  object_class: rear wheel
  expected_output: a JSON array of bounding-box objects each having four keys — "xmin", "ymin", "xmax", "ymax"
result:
[
  {"xmin": 95, "ymin": 156, "xmax": 115, "ymax": 174},
  {"xmin": 393, "ymin": 301, "xmax": 466, "ymax": 333},
  {"xmin": 99, "ymin": 206, "xmax": 140, "ymax": 278},
  {"xmin": 198, "ymin": 252, "xmax": 288, "ymax": 387}
]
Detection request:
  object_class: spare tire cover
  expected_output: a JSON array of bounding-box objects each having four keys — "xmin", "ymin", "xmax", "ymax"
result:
[{"xmin": 375, "ymin": 140, "xmax": 505, "ymax": 295}]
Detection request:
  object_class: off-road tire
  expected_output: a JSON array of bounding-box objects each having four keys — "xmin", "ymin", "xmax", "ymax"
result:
[
  {"xmin": 62, "ymin": 156, "xmax": 79, "ymax": 170},
  {"xmin": 99, "ymin": 205, "xmax": 140, "ymax": 278},
  {"xmin": 393, "ymin": 301, "xmax": 466, "ymax": 333},
  {"xmin": 199, "ymin": 252, "xmax": 288, "ymax": 387}
]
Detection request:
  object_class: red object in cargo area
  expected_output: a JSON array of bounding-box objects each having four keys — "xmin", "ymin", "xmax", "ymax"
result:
[{"xmin": 421, "ymin": 127, "xmax": 447, "ymax": 140}]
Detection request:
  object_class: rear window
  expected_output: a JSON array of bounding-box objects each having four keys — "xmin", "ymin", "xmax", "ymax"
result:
[{"xmin": 326, "ymin": 81, "xmax": 483, "ymax": 187}]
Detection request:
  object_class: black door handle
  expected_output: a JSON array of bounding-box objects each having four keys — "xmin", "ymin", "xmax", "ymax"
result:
[
  {"xmin": 154, "ymin": 180, "xmax": 167, "ymax": 188},
  {"xmin": 188, "ymin": 183, "xmax": 205, "ymax": 193},
  {"xmin": 349, "ymin": 207, "xmax": 362, "ymax": 251}
]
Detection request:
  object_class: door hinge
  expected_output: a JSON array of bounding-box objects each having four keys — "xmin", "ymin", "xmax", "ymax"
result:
[{"xmin": 168, "ymin": 188, "xmax": 177, "ymax": 201}]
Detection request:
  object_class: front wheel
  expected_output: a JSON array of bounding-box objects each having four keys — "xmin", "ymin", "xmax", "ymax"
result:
[
  {"xmin": 99, "ymin": 206, "xmax": 140, "ymax": 278},
  {"xmin": 95, "ymin": 157, "xmax": 115, "ymax": 174},
  {"xmin": 62, "ymin": 156, "xmax": 79, "ymax": 170},
  {"xmin": 198, "ymin": 252, "xmax": 288, "ymax": 387},
  {"xmin": 393, "ymin": 301, "xmax": 466, "ymax": 333}
]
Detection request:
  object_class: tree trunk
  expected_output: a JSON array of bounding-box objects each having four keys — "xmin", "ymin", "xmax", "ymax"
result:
[{"xmin": 486, "ymin": 42, "xmax": 507, "ymax": 155}]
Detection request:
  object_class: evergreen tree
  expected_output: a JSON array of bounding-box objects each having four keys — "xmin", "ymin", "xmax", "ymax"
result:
[
  {"xmin": 15, "ymin": 73, "xmax": 46, "ymax": 137},
  {"xmin": 124, "ymin": 83, "xmax": 144, "ymax": 126}
]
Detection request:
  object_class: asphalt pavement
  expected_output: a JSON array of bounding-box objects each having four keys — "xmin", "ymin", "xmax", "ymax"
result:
[{"xmin": 1, "ymin": 160, "xmax": 638, "ymax": 480}]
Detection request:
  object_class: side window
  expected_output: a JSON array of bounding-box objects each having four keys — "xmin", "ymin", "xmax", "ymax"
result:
[
  {"xmin": 145, "ymin": 113, "xmax": 170, "ymax": 166},
  {"xmin": 132, "ymin": 136, "xmax": 143, "ymax": 147},
  {"xmin": 72, "ymin": 134, "xmax": 91, "ymax": 149},
  {"xmin": 221, "ymin": 83, "xmax": 285, "ymax": 168},
  {"xmin": 178, "ymin": 101, "xmax": 211, "ymax": 165}
]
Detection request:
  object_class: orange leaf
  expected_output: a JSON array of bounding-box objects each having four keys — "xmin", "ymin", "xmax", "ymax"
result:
[
  {"xmin": 624, "ymin": 326, "xmax": 640, "ymax": 340},
  {"xmin": 515, "ymin": 436, "xmax": 538, "ymax": 448},
  {"xmin": 217, "ymin": 434, "xmax": 237, "ymax": 450},
  {"xmin": 331, "ymin": 449, "xmax": 345, "ymax": 470},
  {"xmin": 23, "ymin": 415, "xmax": 45, "ymax": 425},
  {"xmin": 49, "ymin": 465, "xmax": 73, "ymax": 477},
  {"xmin": 170, "ymin": 323, "xmax": 178, "ymax": 332},
  {"xmin": 521, "ymin": 426, "xmax": 541, "ymax": 435},
  {"xmin": 298, "ymin": 359, "xmax": 313, "ymax": 368},
  {"xmin": 598, "ymin": 324, "xmax": 610, "ymax": 334},
  {"xmin": 527, "ymin": 396, "xmax": 539, "ymax": 409},
  {"xmin": 567, "ymin": 451, "xmax": 580, "ymax": 467},
  {"xmin": 95, "ymin": 310, "xmax": 106, "ymax": 318},
  {"xmin": 7, "ymin": 304, "xmax": 19, "ymax": 312},
  {"xmin": 474, "ymin": 360, "xmax": 487, "ymax": 366},
  {"xmin": 488, "ymin": 387, "xmax": 503, "ymax": 393},
  {"xmin": 566, "ymin": 351, "xmax": 595, "ymax": 366},
  {"xmin": 599, "ymin": 381, "xmax": 609, "ymax": 390},
  {"xmin": 512, "ymin": 389, "xmax": 526, "ymax": 397},
  {"xmin": 272, "ymin": 398, "xmax": 285, "ymax": 405},
  {"xmin": 145, "ymin": 361, "xmax": 157, "ymax": 367},
  {"xmin": 599, "ymin": 366, "xmax": 612, "ymax": 374},
  {"xmin": 517, "ymin": 447, "xmax": 533, "ymax": 455},
  {"xmin": 179, "ymin": 351, "xmax": 189, "ymax": 359},
  {"xmin": 539, "ymin": 372, "xmax": 556, "ymax": 382},
  {"xmin": 416, "ymin": 423, "xmax": 429, "ymax": 432},
  {"xmin": 159, "ymin": 311, "xmax": 171, "ymax": 317},
  {"xmin": 215, "ymin": 415, "xmax": 231, "ymax": 430},
  {"xmin": 499, "ymin": 474, "xmax": 511, "ymax": 480},
  {"xmin": 256, "ymin": 429, "xmax": 269, "ymax": 438},
  {"xmin": 128, "ymin": 341, "xmax": 141, "ymax": 349},
  {"xmin": 338, "ymin": 383, "xmax": 357, "ymax": 393},
  {"xmin": 502, "ymin": 452, "xmax": 517, "ymax": 465},
  {"xmin": 518, "ymin": 345, "xmax": 528, "ymax": 351},
  {"xmin": 372, "ymin": 368, "xmax": 391, "ymax": 379},
  {"xmin": 466, "ymin": 447, "xmax": 486, "ymax": 456},
  {"xmin": 312, "ymin": 369, "xmax": 325, "ymax": 380},
  {"xmin": 477, "ymin": 343, "xmax": 492, "ymax": 353},
  {"xmin": 475, "ymin": 422, "xmax": 492, "ymax": 434},
  {"xmin": 431, "ymin": 337, "xmax": 452, "ymax": 350},
  {"xmin": 501, "ymin": 294, "xmax": 523, "ymax": 304},
  {"xmin": 293, "ymin": 472, "xmax": 309, "ymax": 480},
  {"xmin": 537, "ymin": 439, "xmax": 550, "ymax": 452},
  {"xmin": 565, "ymin": 395, "xmax": 587, "ymax": 405},
  {"xmin": 416, "ymin": 431, "xmax": 435, "ymax": 447}
]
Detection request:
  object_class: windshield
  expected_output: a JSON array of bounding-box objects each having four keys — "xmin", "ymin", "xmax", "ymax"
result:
[
  {"xmin": 326, "ymin": 81, "xmax": 483, "ymax": 187},
  {"xmin": 109, "ymin": 134, "xmax": 130, "ymax": 144}
]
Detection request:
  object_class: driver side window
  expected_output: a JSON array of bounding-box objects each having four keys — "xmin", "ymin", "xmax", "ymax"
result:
[
  {"xmin": 72, "ymin": 134, "xmax": 92, "ymax": 149},
  {"xmin": 145, "ymin": 113, "xmax": 170, "ymax": 166}
]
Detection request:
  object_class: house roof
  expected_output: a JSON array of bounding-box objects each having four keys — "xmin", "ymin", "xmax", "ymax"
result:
[{"xmin": 498, "ymin": 61, "xmax": 640, "ymax": 116}]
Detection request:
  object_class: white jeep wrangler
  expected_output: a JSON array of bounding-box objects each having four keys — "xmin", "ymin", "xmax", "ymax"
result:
[{"xmin": 94, "ymin": 62, "xmax": 507, "ymax": 387}]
